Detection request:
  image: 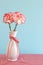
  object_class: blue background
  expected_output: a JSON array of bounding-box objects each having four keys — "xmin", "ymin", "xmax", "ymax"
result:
[{"xmin": 0, "ymin": 0, "xmax": 43, "ymax": 54}]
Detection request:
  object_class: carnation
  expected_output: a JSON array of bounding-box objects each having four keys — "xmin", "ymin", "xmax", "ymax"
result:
[{"xmin": 3, "ymin": 12, "xmax": 26, "ymax": 31}]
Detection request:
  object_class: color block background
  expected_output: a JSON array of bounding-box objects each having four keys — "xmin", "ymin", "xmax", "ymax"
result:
[{"xmin": 0, "ymin": 0, "xmax": 43, "ymax": 54}]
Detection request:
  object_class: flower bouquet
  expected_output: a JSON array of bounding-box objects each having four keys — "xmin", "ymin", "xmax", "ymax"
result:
[{"xmin": 3, "ymin": 12, "xmax": 26, "ymax": 61}]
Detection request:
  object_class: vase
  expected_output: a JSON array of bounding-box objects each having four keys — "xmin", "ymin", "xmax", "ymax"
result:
[{"xmin": 7, "ymin": 31, "xmax": 19, "ymax": 61}]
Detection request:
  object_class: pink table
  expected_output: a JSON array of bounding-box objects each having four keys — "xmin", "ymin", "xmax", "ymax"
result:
[{"xmin": 0, "ymin": 54, "xmax": 43, "ymax": 65}]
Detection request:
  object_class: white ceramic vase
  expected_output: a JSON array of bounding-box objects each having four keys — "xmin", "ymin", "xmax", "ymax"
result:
[{"xmin": 7, "ymin": 31, "xmax": 19, "ymax": 61}]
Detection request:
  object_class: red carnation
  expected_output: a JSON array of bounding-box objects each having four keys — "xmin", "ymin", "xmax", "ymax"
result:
[{"xmin": 3, "ymin": 12, "xmax": 14, "ymax": 24}]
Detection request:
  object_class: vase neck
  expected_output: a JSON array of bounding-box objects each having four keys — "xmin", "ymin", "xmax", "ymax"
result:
[
  {"xmin": 9, "ymin": 31, "xmax": 19, "ymax": 43},
  {"xmin": 10, "ymin": 31, "xmax": 17, "ymax": 37}
]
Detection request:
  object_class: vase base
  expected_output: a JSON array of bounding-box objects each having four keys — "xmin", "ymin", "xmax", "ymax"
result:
[{"xmin": 8, "ymin": 58, "xmax": 17, "ymax": 61}]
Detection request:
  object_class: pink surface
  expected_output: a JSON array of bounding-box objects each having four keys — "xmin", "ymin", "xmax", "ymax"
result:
[{"xmin": 0, "ymin": 54, "xmax": 43, "ymax": 65}]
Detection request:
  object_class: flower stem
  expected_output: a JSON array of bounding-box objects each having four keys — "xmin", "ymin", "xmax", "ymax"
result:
[
  {"xmin": 14, "ymin": 23, "xmax": 18, "ymax": 31},
  {"xmin": 8, "ymin": 23, "xmax": 11, "ymax": 31}
]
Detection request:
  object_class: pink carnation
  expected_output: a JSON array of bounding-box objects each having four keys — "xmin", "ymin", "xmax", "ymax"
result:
[
  {"xmin": 3, "ymin": 12, "xmax": 14, "ymax": 24},
  {"xmin": 3, "ymin": 12, "xmax": 26, "ymax": 31},
  {"xmin": 13, "ymin": 12, "xmax": 26, "ymax": 24}
]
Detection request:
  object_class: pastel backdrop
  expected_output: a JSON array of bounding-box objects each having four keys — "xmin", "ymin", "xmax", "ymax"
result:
[{"xmin": 0, "ymin": 0, "xmax": 43, "ymax": 54}]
